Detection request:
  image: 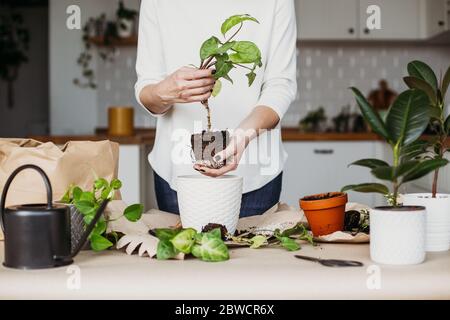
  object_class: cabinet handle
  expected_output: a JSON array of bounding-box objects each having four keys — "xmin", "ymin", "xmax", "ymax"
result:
[
  {"xmin": 314, "ymin": 149, "xmax": 334, "ymax": 155},
  {"xmin": 364, "ymin": 28, "xmax": 370, "ymax": 34},
  {"xmin": 438, "ymin": 20, "xmax": 445, "ymax": 27},
  {"xmin": 348, "ymin": 27, "xmax": 355, "ymax": 34}
]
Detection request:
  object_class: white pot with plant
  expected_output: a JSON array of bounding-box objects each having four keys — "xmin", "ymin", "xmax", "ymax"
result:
[
  {"xmin": 400, "ymin": 60, "xmax": 450, "ymax": 252},
  {"xmin": 342, "ymin": 85, "xmax": 448, "ymax": 265},
  {"xmin": 116, "ymin": 0, "xmax": 137, "ymax": 38},
  {"xmin": 177, "ymin": 14, "xmax": 262, "ymax": 233}
]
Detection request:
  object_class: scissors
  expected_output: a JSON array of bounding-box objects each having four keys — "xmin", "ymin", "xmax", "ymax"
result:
[{"xmin": 294, "ymin": 255, "xmax": 363, "ymax": 267}]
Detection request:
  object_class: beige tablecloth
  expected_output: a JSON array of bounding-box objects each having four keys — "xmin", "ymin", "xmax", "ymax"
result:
[{"xmin": 1, "ymin": 243, "xmax": 449, "ymax": 299}]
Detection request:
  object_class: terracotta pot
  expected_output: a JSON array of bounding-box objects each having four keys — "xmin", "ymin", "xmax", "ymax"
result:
[{"xmin": 300, "ymin": 192, "xmax": 348, "ymax": 236}]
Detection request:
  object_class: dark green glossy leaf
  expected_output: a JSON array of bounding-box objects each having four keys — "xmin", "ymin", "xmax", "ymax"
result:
[
  {"xmin": 396, "ymin": 160, "xmax": 419, "ymax": 177},
  {"xmin": 350, "ymin": 87, "xmax": 390, "ymax": 141},
  {"xmin": 401, "ymin": 140, "xmax": 429, "ymax": 161},
  {"xmin": 403, "ymin": 76, "xmax": 437, "ymax": 105},
  {"xmin": 386, "ymin": 89, "xmax": 430, "ymax": 146},
  {"xmin": 371, "ymin": 166, "xmax": 395, "ymax": 181},
  {"xmin": 442, "ymin": 65, "xmax": 450, "ymax": 97},
  {"xmin": 90, "ymin": 234, "xmax": 113, "ymax": 251},
  {"xmin": 214, "ymin": 54, "xmax": 234, "ymax": 80},
  {"xmin": 156, "ymin": 240, "xmax": 178, "ymax": 260},
  {"xmin": 445, "ymin": 115, "xmax": 450, "ymax": 134},
  {"xmin": 246, "ymin": 71, "xmax": 256, "ymax": 86},
  {"xmin": 200, "ymin": 36, "xmax": 219, "ymax": 60},
  {"xmin": 429, "ymin": 105, "xmax": 443, "ymax": 120},
  {"xmin": 341, "ymin": 183, "xmax": 389, "ymax": 195},
  {"xmin": 407, "ymin": 60, "xmax": 438, "ymax": 91},
  {"xmin": 402, "ymin": 158, "xmax": 449, "ymax": 183},
  {"xmin": 349, "ymin": 158, "xmax": 389, "ymax": 169},
  {"xmin": 221, "ymin": 14, "xmax": 259, "ymax": 36},
  {"xmin": 123, "ymin": 203, "xmax": 143, "ymax": 222}
]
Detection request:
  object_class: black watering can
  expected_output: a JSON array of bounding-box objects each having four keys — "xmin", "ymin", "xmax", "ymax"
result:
[{"xmin": 0, "ymin": 164, "xmax": 108, "ymax": 269}]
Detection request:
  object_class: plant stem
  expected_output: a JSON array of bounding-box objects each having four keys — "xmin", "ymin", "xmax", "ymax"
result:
[
  {"xmin": 234, "ymin": 63, "xmax": 253, "ymax": 70},
  {"xmin": 392, "ymin": 143, "xmax": 400, "ymax": 207},
  {"xmin": 225, "ymin": 22, "xmax": 243, "ymax": 43},
  {"xmin": 201, "ymin": 100, "xmax": 212, "ymax": 131}
]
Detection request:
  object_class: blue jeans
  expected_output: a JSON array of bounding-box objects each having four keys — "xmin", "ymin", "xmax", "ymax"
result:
[{"xmin": 154, "ymin": 172, "xmax": 283, "ymax": 218}]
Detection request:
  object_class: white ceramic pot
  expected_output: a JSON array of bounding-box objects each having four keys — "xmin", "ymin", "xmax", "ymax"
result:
[
  {"xmin": 117, "ymin": 18, "xmax": 134, "ymax": 38},
  {"xmin": 403, "ymin": 193, "xmax": 450, "ymax": 252},
  {"xmin": 177, "ymin": 175, "xmax": 243, "ymax": 234},
  {"xmin": 370, "ymin": 206, "xmax": 426, "ymax": 265}
]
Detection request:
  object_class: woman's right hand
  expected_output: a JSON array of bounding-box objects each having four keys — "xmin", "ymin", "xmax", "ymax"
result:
[{"xmin": 156, "ymin": 67, "xmax": 215, "ymax": 105}]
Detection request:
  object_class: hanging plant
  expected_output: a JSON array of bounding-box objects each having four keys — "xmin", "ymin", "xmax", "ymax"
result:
[{"xmin": 0, "ymin": 6, "xmax": 30, "ymax": 108}]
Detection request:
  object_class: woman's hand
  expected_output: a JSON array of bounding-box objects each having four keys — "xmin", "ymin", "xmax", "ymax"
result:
[
  {"xmin": 194, "ymin": 133, "xmax": 248, "ymax": 177},
  {"xmin": 139, "ymin": 67, "xmax": 215, "ymax": 114}
]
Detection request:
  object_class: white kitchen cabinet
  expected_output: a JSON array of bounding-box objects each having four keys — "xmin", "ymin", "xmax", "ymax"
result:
[
  {"xmin": 423, "ymin": 0, "xmax": 449, "ymax": 38},
  {"xmin": 296, "ymin": 0, "xmax": 359, "ymax": 40},
  {"xmin": 281, "ymin": 141, "xmax": 380, "ymax": 208},
  {"xmin": 358, "ymin": 0, "xmax": 421, "ymax": 39},
  {"xmin": 118, "ymin": 145, "xmax": 143, "ymax": 205}
]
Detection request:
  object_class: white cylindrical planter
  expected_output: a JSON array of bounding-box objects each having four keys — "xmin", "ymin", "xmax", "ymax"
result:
[
  {"xmin": 117, "ymin": 18, "xmax": 134, "ymax": 38},
  {"xmin": 403, "ymin": 193, "xmax": 450, "ymax": 252},
  {"xmin": 370, "ymin": 206, "xmax": 426, "ymax": 265},
  {"xmin": 177, "ymin": 175, "xmax": 243, "ymax": 234}
]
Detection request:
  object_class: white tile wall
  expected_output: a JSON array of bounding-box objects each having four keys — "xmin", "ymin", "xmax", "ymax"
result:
[{"xmin": 96, "ymin": 44, "xmax": 450, "ymax": 129}]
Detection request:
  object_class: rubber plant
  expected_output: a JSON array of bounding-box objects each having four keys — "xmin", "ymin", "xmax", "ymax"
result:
[
  {"xmin": 342, "ymin": 87, "xmax": 448, "ymax": 207},
  {"xmin": 403, "ymin": 60, "xmax": 450, "ymax": 198},
  {"xmin": 190, "ymin": 14, "xmax": 262, "ymax": 167},
  {"xmin": 61, "ymin": 177, "xmax": 143, "ymax": 251}
]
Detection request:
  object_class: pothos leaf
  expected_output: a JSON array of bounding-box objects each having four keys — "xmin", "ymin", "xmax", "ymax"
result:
[
  {"xmin": 278, "ymin": 237, "xmax": 300, "ymax": 251},
  {"xmin": 211, "ymin": 79, "xmax": 222, "ymax": 97},
  {"xmin": 200, "ymin": 36, "xmax": 220, "ymax": 60},
  {"xmin": 229, "ymin": 41, "xmax": 261, "ymax": 64},
  {"xmin": 246, "ymin": 71, "xmax": 256, "ymax": 86},
  {"xmin": 191, "ymin": 234, "xmax": 229, "ymax": 262},
  {"xmin": 90, "ymin": 234, "xmax": 113, "ymax": 251},
  {"xmin": 123, "ymin": 203, "xmax": 143, "ymax": 222},
  {"xmin": 170, "ymin": 228, "xmax": 196, "ymax": 253},
  {"xmin": 154, "ymin": 228, "xmax": 181, "ymax": 241},
  {"xmin": 249, "ymin": 235, "xmax": 267, "ymax": 249},
  {"xmin": 157, "ymin": 239, "xmax": 178, "ymax": 260},
  {"xmin": 221, "ymin": 14, "xmax": 259, "ymax": 37}
]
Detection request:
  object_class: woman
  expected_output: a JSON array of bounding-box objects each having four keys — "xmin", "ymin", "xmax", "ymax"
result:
[{"xmin": 135, "ymin": 0, "xmax": 297, "ymax": 217}]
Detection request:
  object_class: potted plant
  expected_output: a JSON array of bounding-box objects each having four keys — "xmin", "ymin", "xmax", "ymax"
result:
[
  {"xmin": 299, "ymin": 192, "xmax": 348, "ymax": 236},
  {"xmin": 116, "ymin": 0, "xmax": 137, "ymax": 38},
  {"xmin": 342, "ymin": 87, "xmax": 448, "ymax": 265},
  {"xmin": 177, "ymin": 14, "xmax": 261, "ymax": 232},
  {"xmin": 401, "ymin": 60, "xmax": 450, "ymax": 252}
]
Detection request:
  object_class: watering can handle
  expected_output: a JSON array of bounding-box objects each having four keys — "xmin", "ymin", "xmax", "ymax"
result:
[{"xmin": 0, "ymin": 164, "xmax": 53, "ymax": 233}]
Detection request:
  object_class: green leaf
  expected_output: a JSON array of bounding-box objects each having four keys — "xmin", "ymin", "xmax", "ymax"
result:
[
  {"xmin": 93, "ymin": 218, "xmax": 107, "ymax": 235},
  {"xmin": 349, "ymin": 158, "xmax": 389, "ymax": 169},
  {"xmin": 278, "ymin": 237, "xmax": 300, "ymax": 251},
  {"xmin": 350, "ymin": 87, "xmax": 391, "ymax": 141},
  {"xmin": 216, "ymin": 41, "xmax": 235, "ymax": 54},
  {"xmin": 214, "ymin": 55, "xmax": 234, "ymax": 80},
  {"xmin": 341, "ymin": 183, "xmax": 389, "ymax": 195},
  {"xmin": 84, "ymin": 213, "xmax": 94, "ymax": 225},
  {"xmin": 123, "ymin": 203, "xmax": 143, "ymax": 222},
  {"xmin": 402, "ymin": 158, "xmax": 449, "ymax": 183},
  {"xmin": 170, "ymin": 228, "xmax": 196, "ymax": 253},
  {"xmin": 94, "ymin": 178, "xmax": 108, "ymax": 190},
  {"xmin": 74, "ymin": 200, "xmax": 96, "ymax": 215},
  {"xmin": 229, "ymin": 41, "xmax": 261, "ymax": 64},
  {"xmin": 72, "ymin": 187, "xmax": 83, "ymax": 202},
  {"xmin": 396, "ymin": 160, "xmax": 420, "ymax": 177},
  {"xmin": 154, "ymin": 228, "xmax": 180, "ymax": 241},
  {"xmin": 156, "ymin": 240, "xmax": 179, "ymax": 260},
  {"xmin": 246, "ymin": 71, "xmax": 256, "ymax": 86},
  {"xmin": 249, "ymin": 235, "xmax": 268, "ymax": 249},
  {"xmin": 80, "ymin": 191, "xmax": 95, "ymax": 202},
  {"xmin": 403, "ymin": 76, "xmax": 437, "ymax": 105},
  {"xmin": 429, "ymin": 105, "xmax": 443, "ymax": 120},
  {"xmin": 200, "ymin": 36, "xmax": 219, "ymax": 60},
  {"xmin": 110, "ymin": 179, "xmax": 122, "ymax": 190},
  {"xmin": 101, "ymin": 186, "xmax": 114, "ymax": 200},
  {"xmin": 407, "ymin": 60, "xmax": 438, "ymax": 91},
  {"xmin": 401, "ymin": 140, "xmax": 429, "ymax": 161},
  {"xmin": 211, "ymin": 79, "xmax": 222, "ymax": 97},
  {"xmin": 221, "ymin": 14, "xmax": 259, "ymax": 36},
  {"xmin": 385, "ymin": 89, "xmax": 430, "ymax": 146},
  {"xmin": 206, "ymin": 228, "xmax": 222, "ymax": 240},
  {"xmin": 371, "ymin": 166, "xmax": 394, "ymax": 181},
  {"xmin": 191, "ymin": 234, "xmax": 229, "ymax": 262},
  {"xmin": 445, "ymin": 115, "xmax": 450, "ymax": 134},
  {"xmin": 442, "ymin": 65, "xmax": 450, "ymax": 97},
  {"xmin": 90, "ymin": 234, "xmax": 113, "ymax": 251}
]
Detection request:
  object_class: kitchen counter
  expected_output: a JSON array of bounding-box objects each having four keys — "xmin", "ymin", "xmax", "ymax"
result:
[
  {"xmin": 30, "ymin": 128, "xmax": 381, "ymax": 145},
  {"xmin": 1, "ymin": 244, "xmax": 449, "ymax": 299}
]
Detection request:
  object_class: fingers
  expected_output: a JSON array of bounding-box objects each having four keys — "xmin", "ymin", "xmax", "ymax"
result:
[
  {"xmin": 180, "ymin": 67, "xmax": 213, "ymax": 80},
  {"xmin": 186, "ymin": 91, "xmax": 212, "ymax": 102},
  {"xmin": 185, "ymin": 77, "xmax": 216, "ymax": 89},
  {"xmin": 194, "ymin": 162, "xmax": 238, "ymax": 177}
]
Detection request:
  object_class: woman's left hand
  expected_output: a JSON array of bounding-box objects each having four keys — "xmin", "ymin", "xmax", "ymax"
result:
[{"xmin": 193, "ymin": 134, "xmax": 248, "ymax": 177}]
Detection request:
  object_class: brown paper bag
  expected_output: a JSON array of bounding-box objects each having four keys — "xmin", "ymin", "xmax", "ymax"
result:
[{"xmin": 0, "ymin": 138, "xmax": 120, "ymax": 207}]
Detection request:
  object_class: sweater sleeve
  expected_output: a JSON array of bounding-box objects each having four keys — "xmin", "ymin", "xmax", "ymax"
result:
[
  {"xmin": 134, "ymin": 0, "xmax": 167, "ymax": 116},
  {"xmin": 256, "ymin": 0, "xmax": 298, "ymax": 120}
]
